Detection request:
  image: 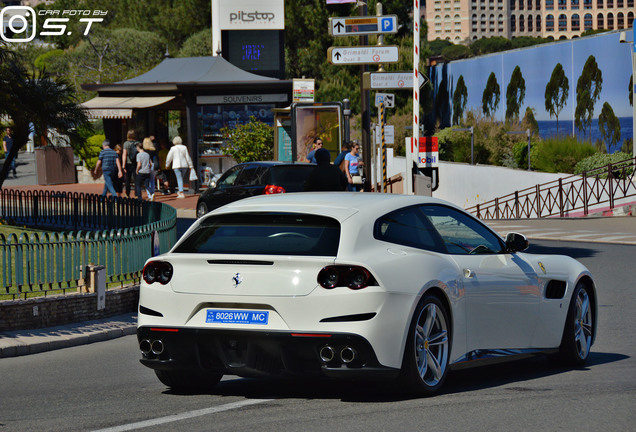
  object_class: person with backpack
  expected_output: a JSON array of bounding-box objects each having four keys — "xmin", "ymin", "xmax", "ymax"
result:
[{"xmin": 121, "ymin": 130, "xmax": 139, "ymax": 198}]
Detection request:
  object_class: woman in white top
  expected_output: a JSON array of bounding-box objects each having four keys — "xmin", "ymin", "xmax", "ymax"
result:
[{"xmin": 165, "ymin": 136, "xmax": 193, "ymax": 198}]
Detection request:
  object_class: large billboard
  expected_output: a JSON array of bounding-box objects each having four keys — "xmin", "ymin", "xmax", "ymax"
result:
[{"xmin": 432, "ymin": 30, "xmax": 633, "ymax": 147}]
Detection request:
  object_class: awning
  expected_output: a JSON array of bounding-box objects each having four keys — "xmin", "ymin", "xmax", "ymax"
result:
[{"xmin": 82, "ymin": 96, "xmax": 176, "ymax": 119}]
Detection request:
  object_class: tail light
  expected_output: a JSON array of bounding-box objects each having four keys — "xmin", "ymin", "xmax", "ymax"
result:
[
  {"xmin": 317, "ymin": 266, "xmax": 377, "ymax": 290},
  {"xmin": 143, "ymin": 261, "xmax": 173, "ymax": 285},
  {"xmin": 264, "ymin": 185, "xmax": 286, "ymax": 194}
]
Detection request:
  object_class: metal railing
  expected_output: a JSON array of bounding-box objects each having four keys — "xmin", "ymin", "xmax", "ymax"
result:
[
  {"xmin": 467, "ymin": 157, "xmax": 636, "ymax": 219},
  {"xmin": 0, "ymin": 189, "xmax": 177, "ymax": 299}
]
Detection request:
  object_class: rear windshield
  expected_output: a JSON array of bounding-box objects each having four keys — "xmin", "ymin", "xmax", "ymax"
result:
[
  {"xmin": 268, "ymin": 165, "xmax": 316, "ymax": 192},
  {"xmin": 174, "ymin": 212, "xmax": 340, "ymax": 256}
]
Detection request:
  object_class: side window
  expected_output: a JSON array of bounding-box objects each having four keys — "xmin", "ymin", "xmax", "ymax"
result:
[
  {"xmin": 419, "ymin": 205, "xmax": 504, "ymax": 255},
  {"xmin": 235, "ymin": 165, "xmax": 262, "ymax": 186},
  {"xmin": 374, "ymin": 206, "xmax": 446, "ymax": 253},
  {"xmin": 217, "ymin": 166, "xmax": 242, "ymax": 189}
]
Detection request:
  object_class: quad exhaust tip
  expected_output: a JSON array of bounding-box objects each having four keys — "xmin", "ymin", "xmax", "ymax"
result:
[
  {"xmin": 140, "ymin": 339, "xmax": 151, "ymax": 356},
  {"xmin": 319, "ymin": 345, "xmax": 335, "ymax": 362},
  {"xmin": 151, "ymin": 340, "xmax": 164, "ymax": 355},
  {"xmin": 340, "ymin": 346, "xmax": 356, "ymax": 363}
]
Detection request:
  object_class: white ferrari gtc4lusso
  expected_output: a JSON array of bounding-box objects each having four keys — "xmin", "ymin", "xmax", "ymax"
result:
[{"xmin": 137, "ymin": 193, "xmax": 597, "ymax": 395}]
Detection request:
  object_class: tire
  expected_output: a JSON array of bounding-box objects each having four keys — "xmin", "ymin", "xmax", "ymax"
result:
[
  {"xmin": 155, "ymin": 370, "xmax": 222, "ymax": 392},
  {"xmin": 196, "ymin": 201, "xmax": 209, "ymax": 218},
  {"xmin": 399, "ymin": 294, "xmax": 451, "ymax": 396},
  {"xmin": 554, "ymin": 281, "xmax": 594, "ymax": 366}
]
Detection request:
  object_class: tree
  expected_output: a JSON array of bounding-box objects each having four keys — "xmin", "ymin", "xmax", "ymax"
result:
[
  {"xmin": 505, "ymin": 66, "xmax": 526, "ymax": 121},
  {"xmin": 482, "ymin": 72, "xmax": 500, "ymax": 118},
  {"xmin": 598, "ymin": 102, "xmax": 621, "ymax": 153},
  {"xmin": 452, "ymin": 75, "xmax": 468, "ymax": 125},
  {"xmin": 544, "ymin": 63, "xmax": 569, "ymax": 135},
  {"xmin": 470, "ymin": 37, "xmax": 511, "ymax": 56},
  {"xmin": 0, "ymin": 50, "xmax": 88, "ymax": 187},
  {"xmin": 441, "ymin": 44, "xmax": 471, "ymax": 61},
  {"xmin": 178, "ymin": 29, "xmax": 212, "ymax": 57},
  {"xmin": 575, "ymin": 55, "xmax": 602, "ymax": 140},
  {"xmin": 220, "ymin": 117, "xmax": 274, "ymax": 163},
  {"xmin": 522, "ymin": 107, "xmax": 539, "ymax": 136}
]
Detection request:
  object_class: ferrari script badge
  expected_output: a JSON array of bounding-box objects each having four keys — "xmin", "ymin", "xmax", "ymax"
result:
[{"xmin": 232, "ymin": 273, "xmax": 243, "ymax": 287}]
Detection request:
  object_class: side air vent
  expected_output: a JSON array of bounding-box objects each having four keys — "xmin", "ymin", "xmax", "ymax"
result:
[
  {"xmin": 139, "ymin": 305, "xmax": 164, "ymax": 317},
  {"xmin": 207, "ymin": 260, "xmax": 274, "ymax": 266},
  {"xmin": 545, "ymin": 280, "xmax": 567, "ymax": 299},
  {"xmin": 320, "ymin": 313, "xmax": 377, "ymax": 323}
]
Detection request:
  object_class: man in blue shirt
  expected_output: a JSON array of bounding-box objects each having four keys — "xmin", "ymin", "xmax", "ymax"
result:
[
  {"xmin": 94, "ymin": 139, "xmax": 123, "ymax": 197},
  {"xmin": 305, "ymin": 137, "xmax": 323, "ymax": 163}
]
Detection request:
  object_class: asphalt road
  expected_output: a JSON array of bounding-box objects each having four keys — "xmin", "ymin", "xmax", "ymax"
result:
[{"xmin": 0, "ymin": 239, "xmax": 634, "ymax": 432}]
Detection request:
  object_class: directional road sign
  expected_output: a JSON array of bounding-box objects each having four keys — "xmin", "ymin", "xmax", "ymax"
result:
[
  {"xmin": 329, "ymin": 15, "xmax": 398, "ymax": 37},
  {"xmin": 328, "ymin": 46, "xmax": 399, "ymax": 65},
  {"xmin": 363, "ymin": 71, "xmax": 429, "ymax": 89},
  {"xmin": 375, "ymin": 93, "xmax": 395, "ymax": 108}
]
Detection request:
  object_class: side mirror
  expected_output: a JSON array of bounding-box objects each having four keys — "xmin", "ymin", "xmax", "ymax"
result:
[{"xmin": 506, "ymin": 232, "xmax": 529, "ymax": 252}]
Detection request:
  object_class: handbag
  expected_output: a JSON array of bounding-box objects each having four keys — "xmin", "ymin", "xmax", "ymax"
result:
[
  {"xmin": 189, "ymin": 168, "xmax": 198, "ymax": 181},
  {"xmin": 352, "ymin": 175, "xmax": 363, "ymax": 185}
]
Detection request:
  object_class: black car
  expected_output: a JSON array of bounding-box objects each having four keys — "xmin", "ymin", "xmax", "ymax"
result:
[{"xmin": 196, "ymin": 161, "xmax": 316, "ymax": 217}]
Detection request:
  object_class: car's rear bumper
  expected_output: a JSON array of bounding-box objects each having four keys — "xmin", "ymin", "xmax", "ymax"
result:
[{"xmin": 137, "ymin": 326, "xmax": 400, "ymax": 380}]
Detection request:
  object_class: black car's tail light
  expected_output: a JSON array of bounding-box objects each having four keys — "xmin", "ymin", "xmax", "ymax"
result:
[
  {"xmin": 318, "ymin": 266, "xmax": 377, "ymax": 290},
  {"xmin": 264, "ymin": 185, "xmax": 286, "ymax": 194},
  {"xmin": 143, "ymin": 261, "xmax": 173, "ymax": 285}
]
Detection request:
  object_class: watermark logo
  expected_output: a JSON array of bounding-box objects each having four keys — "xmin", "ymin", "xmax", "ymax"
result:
[{"xmin": 1, "ymin": 6, "xmax": 107, "ymax": 43}]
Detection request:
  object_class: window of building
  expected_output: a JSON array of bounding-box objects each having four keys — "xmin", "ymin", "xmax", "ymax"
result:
[
  {"xmin": 606, "ymin": 0, "xmax": 613, "ymax": 6},
  {"xmin": 519, "ymin": 0, "xmax": 525, "ymax": 9},
  {"xmin": 536, "ymin": 0, "xmax": 542, "ymax": 9},
  {"xmin": 572, "ymin": 14, "xmax": 580, "ymax": 30},
  {"xmin": 511, "ymin": 14, "xmax": 517, "ymax": 30},
  {"xmin": 528, "ymin": 15, "xmax": 534, "ymax": 30},
  {"xmin": 616, "ymin": 0, "xmax": 623, "ymax": 6},
  {"xmin": 618, "ymin": 12, "xmax": 625, "ymax": 28},
  {"xmin": 597, "ymin": 13, "xmax": 604, "ymax": 27},
  {"xmin": 558, "ymin": 0, "xmax": 567, "ymax": 9},
  {"xmin": 597, "ymin": 0, "xmax": 603, "ymax": 7},
  {"xmin": 546, "ymin": 0, "xmax": 554, "ymax": 9},
  {"xmin": 536, "ymin": 15, "xmax": 542, "ymax": 30},
  {"xmin": 627, "ymin": 12, "xmax": 634, "ymax": 28},
  {"xmin": 511, "ymin": 0, "xmax": 516, "ymax": 10},
  {"xmin": 559, "ymin": 13, "xmax": 568, "ymax": 30},
  {"xmin": 584, "ymin": 0, "xmax": 592, "ymax": 9},
  {"xmin": 627, "ymin": 0, "xmax": 634, "ymax": 8},
  {"xmin": 546, "ymin": 14, "xmax": 555, "ymax": 30},
  {"xmin": 520, "ymin": 14, "xmax": 525, "ymax": 30},
  {"xmin": 498, "ymin": 0, "xmax": 504, "ymax": 9},
  {"xmin": 584, "ymin": 13, "xmax": 593, "ymax": 29},
  {"xmin": 571, "ymin": 0, "xmax": 579, "ymax": 9},
  {"xmin": 607, "ymin": 12, "xmax": 614, "ymax": 28}
]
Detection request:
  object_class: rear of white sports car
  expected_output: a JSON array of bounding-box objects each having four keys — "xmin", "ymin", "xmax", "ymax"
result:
[{"xmin": 137, "ymin": 197, "xmax": 427, "ymax": 390}]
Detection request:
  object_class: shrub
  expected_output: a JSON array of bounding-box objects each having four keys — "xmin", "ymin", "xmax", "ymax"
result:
[
  {"xmin": 77, "ymin": 134, "xmax": 105, "ymax": 170},
  {"xmin": 574, "ymin": 152, "xmax": 634, "ymax": 178},
  {"xmin": 221, "ymin": 117, "xmax": 274, "ymax": 163},
  {"xmin": 530, "ymin": 136, "xmax": 597, "ymax": 173}
]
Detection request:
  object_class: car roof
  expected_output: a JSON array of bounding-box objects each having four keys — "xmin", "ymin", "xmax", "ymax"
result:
[
  {"xmin": 236, "ymin": 161, "xmax": 316, "ymax": 167},
  {"xmin": 208, "ymin": 192, "xmax": 462, "ymax": 222}
]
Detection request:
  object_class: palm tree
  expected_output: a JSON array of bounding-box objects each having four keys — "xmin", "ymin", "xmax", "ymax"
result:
[{"xmin": 0, "ymin": 45, "xmax": 88, "ymax": 188}]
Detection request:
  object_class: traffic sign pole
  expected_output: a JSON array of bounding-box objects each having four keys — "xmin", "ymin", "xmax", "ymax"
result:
[{"xmin": 408, "ymin": 0, "xmax": 420, "ymax": 196}]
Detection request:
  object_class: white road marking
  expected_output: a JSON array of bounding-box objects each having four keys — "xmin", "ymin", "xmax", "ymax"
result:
[{"xmin": 90, "ymin": 398, "xmax": 270, "ymax": 432}]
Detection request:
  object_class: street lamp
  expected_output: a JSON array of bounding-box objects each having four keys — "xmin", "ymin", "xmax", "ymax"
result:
[{"xmin": 619, "ymin": 29, "xmax": 635, "ymax": 159}]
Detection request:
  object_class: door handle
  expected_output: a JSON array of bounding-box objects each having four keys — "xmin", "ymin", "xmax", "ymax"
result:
[{"xmin": 463, "ymin": 268, "xmax": 475, "ymax": 278}]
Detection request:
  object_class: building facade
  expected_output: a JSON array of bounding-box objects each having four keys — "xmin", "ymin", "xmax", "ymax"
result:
[{"xmin": 425, "ymin": 0, "xmax": 634, "ymax": 42}]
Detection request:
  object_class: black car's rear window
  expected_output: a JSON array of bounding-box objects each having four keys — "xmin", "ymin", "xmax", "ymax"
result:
[
  {"xmin": 174, "ymin": 212, "xmax": 340, "ymax": 256},
  {"xmin": 268, "ymin": 165, "xmax": 316, "ymax": 192}
]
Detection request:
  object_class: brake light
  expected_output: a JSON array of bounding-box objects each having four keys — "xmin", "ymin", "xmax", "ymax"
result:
[
  {"xmin": 264, "ymin": 184, "xmax": 286, "ymax": 194},
  {"xmin": 143, "ymin": 261, "xmax": 173, "ymax": 285},
  {"xmin": 317, "ymin": 266, "xmax": 377, "ymax": 290}
]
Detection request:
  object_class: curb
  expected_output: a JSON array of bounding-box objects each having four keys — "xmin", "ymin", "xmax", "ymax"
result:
[{"xmin": 0, "ymin": 313, "xmax": 137, "ymax": 358}]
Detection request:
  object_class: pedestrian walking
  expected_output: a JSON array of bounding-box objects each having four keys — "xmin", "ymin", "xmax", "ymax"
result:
[
  {"xmin": 2, "ymin": 127, "xmax": 17, "ymax": 178},
  {"xmin": 156, "ymin": 139, "xmax": 171, "ymax": 195},
  {"xmin": 121, "ymin": 130, "xmax": 140, "ymax": 198},
  {"xmin": 142, "ymin": 137, "xmax": 159, "ymax": 201},
  {"xmin": 93, "ymin": 139, "xmax": 123, "ymax": 197},
  {"xmin": 165, "ymin": 136, "xmax": 193, "ymax": 199},
  {"xmin": 304, "ymin": 148, "xmax": 347, "ymax": 191},
  {"xmin": 135, "ymin": 142, "xmax": 152, "ymax": 201},
  {"xmin": 113, "ymin": 144, "xmax": 124, "ymax": 197},
  {"xmin": 345, "ymin": 142, "xmax": 364, "ymax": 192}
]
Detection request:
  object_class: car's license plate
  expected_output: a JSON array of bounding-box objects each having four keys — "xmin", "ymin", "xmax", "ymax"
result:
[{"xmin": 206, "ymin": 309, "xmax": 269, "ymax": 325}]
